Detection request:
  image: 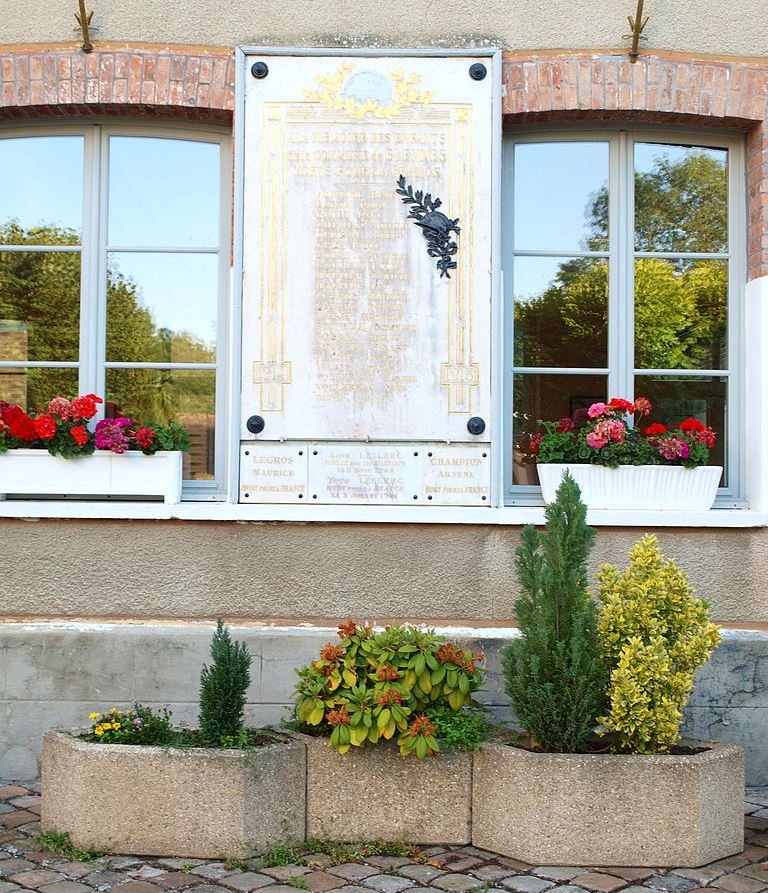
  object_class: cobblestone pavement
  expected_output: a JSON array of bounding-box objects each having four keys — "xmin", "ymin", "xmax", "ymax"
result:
[{"xmin": 2, "ymin": 783, "xmax": 768, "ymax": 893}]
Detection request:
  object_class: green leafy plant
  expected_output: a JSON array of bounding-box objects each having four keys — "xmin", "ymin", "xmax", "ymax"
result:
[
  {"xmin": 293, "ymin": 621, "xmax": 484, "ymax": 757},
  {"xmin": 199, "ymin": 619, "xmax": 253, "ymax": 747},
  {"xmin": 597, "ymin": 533, "xmax": 721, "ymax": 753},
  {"xmin": 142, "ymin": 419, "xmax": 191, "ymax": 454},
  {"xmin": 501, "ymin": 472, "xmax": 607, "ymax": 752},
  {"xmin": 426, "ymin": 704, "xmax": 487, "ymax": 752},
  {"xmin": 34, "ymin": 830, "xmax": 105, "ymax": 862}
]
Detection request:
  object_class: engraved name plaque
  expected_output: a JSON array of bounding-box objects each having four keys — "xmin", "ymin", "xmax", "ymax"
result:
[{"xmin": 239, "ymin": 442, "xmax": 309, "ymax": 502}]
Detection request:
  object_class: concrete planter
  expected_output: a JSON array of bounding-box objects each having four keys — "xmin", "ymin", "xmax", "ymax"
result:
[
  {"xmin": 297, "ymin": 732, "xmax": 472, "ymax": 844},
  {"xmin": 41, "ymin": 729, "xmax": 306, "ymax": 858},
  {"xmin": 472, "ymin": 740, "xmax": 744, "ymax": 867},
  {"xmin": 0, "ymin": 449, "xmax": 183, "ymax": 503}
]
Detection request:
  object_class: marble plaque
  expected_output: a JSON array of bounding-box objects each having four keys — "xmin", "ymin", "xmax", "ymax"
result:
[
  {"xmin": 239, "ymin": 53, "xmax": 494, "ymax": 445},
  {"xmin": 239, "ymin": 442, "xmax": 309, "ymax": 502},
  {"xmin": 307, "ymin": 443, "xmax": 420, "ymax": 504},
  {"xmin": 421, "ymin": 444, "xmax": 490, "ymax": 505}
]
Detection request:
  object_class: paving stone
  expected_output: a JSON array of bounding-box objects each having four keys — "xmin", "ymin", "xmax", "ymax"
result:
[
  {"xmin": 672, "ymin": 867, "xmax": 727, "ymax": 884},
  {"xmin": 102, "ymin": 862, "xmax": 143, "ymax": 872},
  {"xmin": 569, "ymin": 874, "xmax": 626, "ymax": 893},
  {"xmin": 85, "ymin": 870, "xmax": 132, "ymax": 887},
  {"xmin": 154, "ymin": 874, "xmax": 201, "ymax": 890},
  {"xmin": 113, "ymin": 883, "xmax": 162, "ymax": 893},
  {"xmin": 644, "ymin": 878, "xmax": 700, "ymax": 893},
  {"xmin": 48, "ymin": 866, "xmax": 96, "ymax": 880},
  {"xmin": 39, "ymin": 884, "xmax": 94, "ymax": 893},
  {"xmin": 0, "ymin": 832, "xmax": 23, "ymax": 845},
  {"xmin": 129, "ymin": 870, "xmax": 170, "ymax": 882},
  {"xmin": 711, "ymin": 876, "xmax": 768, "ymax": 893},
  {"xmin": 431, "ymin": 877, "xmax": 484, "ymax": 893},
  {"xmin": 0, "ymin": 815, "xmax": 37, "ymax": 831},
  {"xmin": 595, "ymin": 870, "xmax": 655, "ymax": 883},
  {"xmin": 747, "ymin": 822, "xmax": 768, "ymax": 833},
  {"xmin": 496, "ymin": 860, "xmax": 534, "ymax": 873},
  {"xmin": 301, "ymin": 859, "xmax": 335, "ymax": 871},
  {"xmin": 443, "ymin": 860, "xmax": 482, "ymax": 874},
  {"xmin": 260, "ymin": 866, "xmax": 312, "ymax": 881},
  {"xmin": 326, "ymin": 886, "xmax": 374, "ymax": 893},
  {"xmin": 420, "ymin": 850, "xmax": 448, "ymax": 859},
  {"xmin": 748, "ymin": 838, "xmax": 768, "ymax": 849},
  {"xmin": 326, "ymin": 867, "xmax": 379, "ymax": 883},
  {"xmin": 0, "ymin": 808, "xmax": 15, "ymax": 817},
  {"xmin": 710, "ymin": 859, "xmax": 751, "ymax": 872},
  {"xmin": 395, "ymin": 865, "xmax": 448, "ymax": 883},
  {"xmin": 609, "ymin": 886, "xmax": 647, "ymax": 893},
  {"xmin": 17, "ymin": 855, "xmax": 48, "ymax": 867},
  {"xmin": 8, "ymin": 844, "xmax": 38, "ymax": 856},
  {"xmin": 499, "ymin": 879, "xmax": 553, "ymax": 893},
  {"xmin": 0, "ymin": 863, "xmax": 35, "ymax": 879},
  {"xmin": 469, "ymin": 866, "xmax": 513, "ymax": 882},
  {"xmin": 554, "ymin": 887, "xmax": 590, "ymax": 893},
  {"xmin": 361, "ymin": 876, "xmax": 416, "ymax": 893},
  {"xmin": 218, "ymin": 874, "xmax": 274, "ymax": 892},
  {"xmin": 10, "ymin": 871, "xmax": 68, "ymax": 888},
  {"xmin": 742, "ymin": 850, "xmax": 768, "ymax": 864},
  {"xmin": 156, "ymin": 862, "xmax": 205, "ymax": 872},
  {"xmin": 190, "ymin": 868, "xmax": 230, "ymax": 882},
  {"xmin": 532, "ymin": 868, "xmax": 585, "ymax": 882},
  {"xmin": 189, "ymin": 887, "xmax": 231, "ymax": 893},
  {"xmin": 302, "ymin": 871, "xmax": 348, "ymax": 893},
  {"xmin": 737, "ymin": 867, "xmax": 768, "ymax": 883},
  {"xmin": 0, "ymin": 789, "xmax": 28, "ymax": 800},
  {"xmin": 7, "ymin": 800, "xmax": 41, "ymax": 811},
  {"xmin": 364, "ymin": 861, "xmax": 412, "ymax": 872},
  {"xmin": 0, "ymin": 884, "xmax": 21, "ymax": 893}
]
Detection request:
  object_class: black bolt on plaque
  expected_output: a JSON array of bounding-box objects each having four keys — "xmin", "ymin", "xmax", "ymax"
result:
[
  {"xmin": 246, "ymin": 415, "xmax": 265, "ymax": 434},
  {"xmin": 251, "ymin": 61, "xmax": 269, "ymax": 79},
  {"xmin": 467, "ymin": 416, "xmax": 486, "ymax": 436},
  {"xmin": 469, "ymin": 63, "xmax": 487, "ymax": 81}
]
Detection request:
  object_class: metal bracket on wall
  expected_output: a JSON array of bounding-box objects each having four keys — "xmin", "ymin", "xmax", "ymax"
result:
[
  {"xmin": 74, "ymin": 0, "xmax": 94, "ymax": 53},
  {"xmin": 624, "ymin": 0, "xmax": 649, "ymax": 63}
]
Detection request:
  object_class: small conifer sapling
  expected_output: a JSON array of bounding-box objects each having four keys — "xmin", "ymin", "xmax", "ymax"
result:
[{"xmin": 199, "ymin": 619, "xmax": 252, "ymax": 746}]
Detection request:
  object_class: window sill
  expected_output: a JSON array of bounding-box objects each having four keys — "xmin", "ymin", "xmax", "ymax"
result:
[{"xmin": 0, "ymin": 500, "xmax": 765, "ymax": 527}]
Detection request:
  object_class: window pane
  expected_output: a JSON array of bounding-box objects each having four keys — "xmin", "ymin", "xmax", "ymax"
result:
[
  {"xmin": 634, "ymin": 258, "xmax": 727, "ymax": 371},
  {"xmin": 0, "ymin": 136, "xmax": 84, "ymax": 244},
  {"xmin": 0, "ymin": 250, "xmax": 81, "ymax": 361},
  {"xmin": 514, "ymin": 142, "xmax": 609, "ymax": 252},
  {"xmin": 513, "ymin": 257, "xmax": 608, "ymax": 367},
  {"xmin": 0, "ymin": 366, "xmax": 79, "ymax": 411},
  {"xmin": 105, "ymin": 368, "xmax": 215, "ymax": 481},
  {"xmin": 106, "ymin": 253, "xmax": 217, "ymax": 363},
  {"xmin": 634, "ymin": 143, "xmax": 728, "ymax": 253},
  {"xmin": 634, "ymin": 374, "xmax": 727, "ymax": 485},
  {"xmin": 108, "ymin": 137, "xmax": 220, "ymax": 248},
  {"xmin": 512, "ymin": 373, "xmax": 607, "ymax": 485}
]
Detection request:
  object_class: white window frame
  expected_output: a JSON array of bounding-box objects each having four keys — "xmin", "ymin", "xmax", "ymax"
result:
[
  {"xmin": 502, "ymin": 127, "xmax": 746, "ymax": 509},
  {"xmin": 0, "ymin": 120, "xmax": 233, "ymax": 500}
]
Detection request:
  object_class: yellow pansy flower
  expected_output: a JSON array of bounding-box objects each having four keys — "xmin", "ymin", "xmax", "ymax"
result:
[{"xmin": 89, "ymin": 712, "xmax": 100, "ymax": 721}]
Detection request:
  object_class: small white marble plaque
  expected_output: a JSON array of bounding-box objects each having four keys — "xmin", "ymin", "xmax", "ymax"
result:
[
  {"xmin": 421, "ymin": 444, "xmax": 490, "ymax": 505},
  {"xmin": 307, "ymin": 443, "xmax": 420, "ymax": 504},
  {"xmin": 239, "ymin": 442, "xmax": 309, "ymax": 503}
]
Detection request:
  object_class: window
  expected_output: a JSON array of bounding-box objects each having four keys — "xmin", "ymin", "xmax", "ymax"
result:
[
  {"xmin": 503, "ymin": 131, "xmax": 743, "ymax": 506},
  {"xmin": 0, "ymin": 125, "xmax": 231, "ymax": 497}
]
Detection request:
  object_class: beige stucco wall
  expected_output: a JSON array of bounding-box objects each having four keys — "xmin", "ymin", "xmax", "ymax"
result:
[
  {"xmin": 1, "ymin": 519, "xmax": 765, "ymax": 623},
  {"xmin": 1, "ymin": 0, "xmax": 766, "ymax": 59}
]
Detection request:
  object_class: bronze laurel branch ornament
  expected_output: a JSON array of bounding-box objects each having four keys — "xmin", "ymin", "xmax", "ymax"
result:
[{"xmin": 396, "ymin": 175, "xmax": 460, "ymax": 278}]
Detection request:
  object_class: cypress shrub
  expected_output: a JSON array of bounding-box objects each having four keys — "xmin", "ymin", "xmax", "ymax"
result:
[
  {"xmin": 501, "ymin": 471, "xmax": 607, "ymax": 752},
  {"xmin": 199, "ymin": 619, "xmax": 252, "ymax": 746}
]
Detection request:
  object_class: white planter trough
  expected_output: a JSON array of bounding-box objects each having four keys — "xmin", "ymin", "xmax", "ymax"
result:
[
  {"xmin": 0, "ymin": 449, "xmax": 183, "ymax": 503},
  {"xmin": 537, "ymin": 463, "xmax": 722, "ymax": 511}
]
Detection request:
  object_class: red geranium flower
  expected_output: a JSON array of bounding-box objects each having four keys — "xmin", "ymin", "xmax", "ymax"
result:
[
  {"xmin": 633, "ymin": 396, "xmax": 652, "ymax": 417},
  {"xmin": 131, "ymin": 425, "xmax": 156, "ymax": 449},
  {"xmin": 643, "ymin": 423, "xmax": 668, "ymax": 436},
  {"xmin": 556, "ymin": 418, "xmax": 575, "ymax": 433},
  {"xmin": 70, "ymin": 425, "xmax": 89, "ymax": 447},
  {"xmin": 608, "ymin": 398, "xmax": 634, "ymax": 412},
  {"xmin": 679, "ymin": 418, "xmax": 706, "ymax": 433},
  {"xmin": 33, "ymin": 413, "xmax": 58, "ymax": 440},
  {"xmin": 3, "ymin": 405, "xmax": 36, "ymax": 441},
  {"xmin": 72, "ymin": 393, "xmax": 103, "ymax": 420}
]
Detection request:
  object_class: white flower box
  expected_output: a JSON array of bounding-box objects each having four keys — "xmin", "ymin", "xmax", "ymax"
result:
[
  {"xmin": 0, "ymin": 449, "xmax": 183, "ymax": 503},
  {"xmin": 537, "ymin": 463, "xmax": 722, "ymax": 511}
]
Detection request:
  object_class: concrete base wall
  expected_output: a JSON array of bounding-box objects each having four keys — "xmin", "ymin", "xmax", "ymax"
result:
[
  {"xmin": 2, "ymin": 622, "xmax": 767, "ymax": 785},
  {"xmin": 2, "ymin": 520, "xmax": 768, "ymax": 623}
]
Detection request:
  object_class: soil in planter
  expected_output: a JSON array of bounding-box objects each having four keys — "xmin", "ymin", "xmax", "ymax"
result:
[
  {"xmin": 493, "ymin": 728, "xmax": 708, "ymax": 756},
  {"xmin": 77, "ymin": 727, "xmax": 287, "ymax": 749}
]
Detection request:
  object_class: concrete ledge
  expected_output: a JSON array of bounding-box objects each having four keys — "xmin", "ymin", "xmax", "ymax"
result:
[
  {"xmin": 472, "ymin": 740, "xmax": 744, "ymax": 867},
  {"xmin": 41, "ymin": 729, "xmax": 306, "ymax": 858},
  {"xmin": 298, "ymin": 732, "xmax": 472, "ymax": 844}
]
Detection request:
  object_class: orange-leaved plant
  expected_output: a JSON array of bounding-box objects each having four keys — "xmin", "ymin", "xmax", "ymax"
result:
[{"xmin": 293, "ymin": 621, "xmax": 484, "ymax": 757}]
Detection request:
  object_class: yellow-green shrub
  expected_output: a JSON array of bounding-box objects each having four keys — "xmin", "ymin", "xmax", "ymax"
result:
[{"xmin": 597, "ymin": 534, "xmax": 720, "ymax": 754}]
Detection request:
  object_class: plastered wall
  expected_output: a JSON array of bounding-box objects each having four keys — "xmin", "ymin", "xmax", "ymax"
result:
[
  {"xmin": 0, "ymin": 1, "xmax": 766, "ymax": 59},
  {"xmin": 1, "ymin": 519, "xmax": 765, "ymax": 623}
]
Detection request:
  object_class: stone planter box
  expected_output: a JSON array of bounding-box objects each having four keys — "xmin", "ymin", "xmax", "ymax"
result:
[
  {"xmin": 537, "ymin": 463, "xmax": 722, "ymax": 511},
  {"xmin": 472, "ymin": 740, "xmax": 744, "ymax": 867},
  {"xmin": 0, "ymin": 449, "xmax": 183, "ymax": 503},
  {"xmin": 296, "ymin": 732, "xmax": 472, "ymax": 844},
  {"xmin": 41, "ymin": 730, "xmax": 306, "ymax": 858}
]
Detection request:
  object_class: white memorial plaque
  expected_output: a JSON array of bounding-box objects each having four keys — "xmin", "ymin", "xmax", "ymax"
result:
[
  {"xmin": 239, "ymin": 442, "xmax": 309, "ymax": 503},
  {"xmin": 421, "ymin": 444, "xmax": 490, "ymax": 506},
  {"xmin": 308, "ymin": 443, "xmax": 420, "ymax": 505},
  {"xmin": 239, "ymin": 53, "xmax": 495, "ymax": 446}
]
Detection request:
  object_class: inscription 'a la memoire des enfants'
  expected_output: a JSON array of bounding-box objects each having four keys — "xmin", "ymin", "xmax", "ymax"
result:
[{"xmin": 238, "ymin": 54, "xmax": 494, "ymax": 505}]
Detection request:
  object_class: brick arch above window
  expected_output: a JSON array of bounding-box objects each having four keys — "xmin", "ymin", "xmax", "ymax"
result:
[
  {"xmin": 501, "ymin": 51, "xmax": 768, "ymax": 281},
  {"xmin": 0, "ymin": 43, "xmax": 234, "ymax": 124}
]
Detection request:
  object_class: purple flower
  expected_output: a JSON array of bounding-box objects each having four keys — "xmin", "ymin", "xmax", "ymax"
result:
[
  {"xmin": 658, "ymin": 436, "xmax": 690, "ymax": 461},
  {"xmin": 94, "ymin": 417, "xmax": 133, "ymax": 454}
]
